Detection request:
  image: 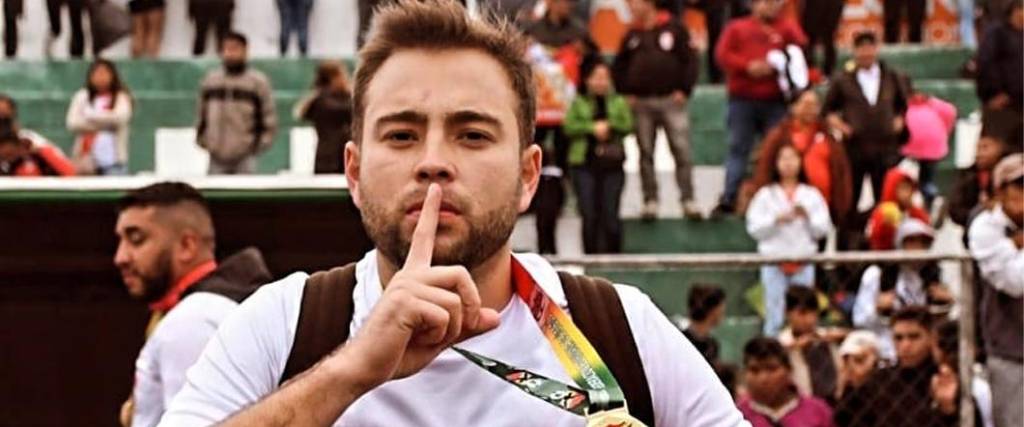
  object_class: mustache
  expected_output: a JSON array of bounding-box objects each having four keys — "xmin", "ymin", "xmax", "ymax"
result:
[{"xmin": 400, "ymin": 188, "xmax": 469, "ymax": 214}]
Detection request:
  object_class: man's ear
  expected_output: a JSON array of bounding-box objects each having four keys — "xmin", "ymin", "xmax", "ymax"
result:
[
  {"xmin": 175, "ymin": 229, "xmax": 201, "ymax": 266},
  {"xmin": 518, "ymin": 144, "xmax": 542, "ymax": 213},
  {"xmin": 344, "ymin": 141, "xmax": 362, "ymax": 208}
]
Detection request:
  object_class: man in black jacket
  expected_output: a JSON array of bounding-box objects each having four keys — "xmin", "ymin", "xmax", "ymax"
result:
[
  {"xmin": 823, "ymin": 32, "xmax": 910, "ymax": 249},
  {"xmin": 834, "ymin": 307, "xmax": 959, "ymax": 427},
  {"xmin": 613, "ymin": 0, "xmax": 700, "ymax": 220},
  {"xmin": 976, "ymin": 0, "xmax": 1023, "ymax": 144}
]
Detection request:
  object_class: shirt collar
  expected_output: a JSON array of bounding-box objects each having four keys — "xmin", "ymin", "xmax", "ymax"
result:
[
  {"xmin": 149, "ymin": 260, "xmax": 218, "ymax": 312},
  {"xmin": 748, "ymin": 394, "xmax": 801, "ymax": 422},
  {"xmin": 857, "ymin": 63, "xmax": 881, "ymax": 78}
]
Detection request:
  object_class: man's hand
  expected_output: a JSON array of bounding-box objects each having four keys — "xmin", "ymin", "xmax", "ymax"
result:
[
  {"xmin": 671, "ymin": 90, "xmax": 688, "ymax": 105},
  {"xmin": 927, "ymin": 285, "xmax": 954, "ymax": 305},
  {"xmin": 593, "ymin": 120, "xmax": 611, "ymax": 142},
  {"xmin": 930, "ymin": 364, "xmax": 959, "ymax": 415},
  {"xmin": 987, "ymin": 93, "xmax": 1011, "ymax": 110},
  {"xmin": 876, "ymin": 291, "xmax": 897, "ymax": 313},
  {"xmin": 892, "ymin": 116, "xmax": 905, "ymax": 133},
  {"xmin": 827, "ymin": 113, "xmax": 853, "ymax": 138},
  {"xmin": 343, "ymin": 183, "xmax": 501, "ymax": 386},
  {"xmin": 793, "ymin": 205, "xmax": 808, "ymax": 219},
  {"xmin": 747, "ymin": 60, "xmax": 773, "ymax": 78}
]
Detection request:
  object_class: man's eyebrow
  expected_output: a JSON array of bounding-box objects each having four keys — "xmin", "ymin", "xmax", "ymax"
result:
[
  {"xmin": 445, "ymin": 110, "xmax": 503, "ymax": 129},
  {"xmin": 117, "ymin": 225, "xmax": 142, "ymax": 238},
  {"xmin": 373, "ymin": 110, "xmax": 429, "ymax": 129}
]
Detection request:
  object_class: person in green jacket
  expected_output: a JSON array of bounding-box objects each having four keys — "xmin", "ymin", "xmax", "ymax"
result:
[{"xmin": 563, "ymin": 61, "xmax": 633, "ymax": 254}]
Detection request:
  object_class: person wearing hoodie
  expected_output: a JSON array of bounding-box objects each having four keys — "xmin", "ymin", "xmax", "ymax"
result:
[
  {"xmin": 746, "ymin": 141, "xmax": 832, "ymax": 335},
  {"xmin": 866, "ymin": 165, "xmax": 930, "ymax": 251},
  {"xmin": 902, "ymin": 93, "xmax": 957, "ymax": 209},
  {"xmin": 114, "ymin": 182, "xmax": 272, "ymax": 427},
  {"xmin": 195, "ymin": 32, "xmax": 277, "ymax": 174},
  {"xmin": 613, "ymin": 0, "xmax": 700, "ymax": 220},
  {"xmin": 853, "ymin": 218, "xmax": 953, "ymax": 361},
  {"xmin": 968, "ymin": 153, "xmax": 1024, "ymax": 427}
]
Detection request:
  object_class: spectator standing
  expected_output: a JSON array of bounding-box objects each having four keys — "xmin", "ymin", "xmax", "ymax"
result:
[
  {"xmin": 672, "ymin": 0, "xmax": 749, "ymax": 83},
  {"xmin": 0, "ymin": 129, "xmax": 76, "ymax": 176},
  {"xmin": 190, "ymin": 0, "xmax": 234, "ymax": 56},
  {"xmin": 129, "ymin": 0, "xmax": 166, "ymax": 58},
  {"xmin": 713, "ymin": 0, "xmax": 807, "ymax": 217},
  {"xmin": 798, "ymin": 0, "xmax": 844, "ymax": 77},
  {"xmin": 948, "ymin": 131, "xmax": 1017, "ymax": 229},
  {"xmin": 3, "ymin": 0, "xmax": 21, "ymax": 58},
  {"xmin": 823, "ymin": 32, "xmax": 910, "ymax": 247},
  {"xmin": 834, "ymin": 307, "xmax": 960, "ymax": 427},
  {"xmin": 751, "ymin": 90, "xmax": 853, "ymax": 231},
  {"xmin": 968, "ymin": 153, "xmax": 1024, "ymax": 427},
  {"xmin": 294, "ymin": 61, "xmax": 353, "ymax": 174},
  {"xmin": 113, "ymin": 183, "xmax": 272, "ymax": 427},
  {"xmin": 563, "ymin": 61, "xmax": 633, "ymax": 253},
  {"xmin": 613, "ymin": 0, "xmax": 700, "ymax": 220},
  {"xmin": 45, "ymin": 0, "xmax": 86, "ymax": 58},
  {"xmin": 738, "ymin": 337, "xmax": 836, "ymax": 427},
  {"xmin": 195, "ymin": 32, "xmax": 277, "ymax": 174},
  {"xmin": 834, "ymin": 330, "xmax": 881, "ymax": 401},
  {"xmin": 866, "ymin": 166, "xmax": 929, "ymax": 251},
  {"xmin": 746, "ymin": 142, "xmax": 831, "ymax": 335},
  {"xmin": 778, "ymin": 286, "xmax": 843, "ymax": 404},
  {"xmin": 902, "ymin": 93, "xmax": 957, "ymax": 209},
  {"xmin": 854, "ymin": 219, "xmax": 953, "ymax": 360},
  {"xmin": 976, "ymin": 1, "xmax": 1023, "ymax": 144},
  {"xmin": 66, "ymin": 59, "xmax": 133, "ymax": 175},
  {"xmin": 277, "ymin": 0, "xmax": 314, "ymax": 56},
  {"xmin": 884, "ymin": 0, "xmax": 927, "ymax": 43}
]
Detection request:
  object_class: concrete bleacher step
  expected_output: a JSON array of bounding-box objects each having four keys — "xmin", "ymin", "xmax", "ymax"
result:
[{"xmin": 624, "ymin": 217, "xmax": 756, "ymax": 253}]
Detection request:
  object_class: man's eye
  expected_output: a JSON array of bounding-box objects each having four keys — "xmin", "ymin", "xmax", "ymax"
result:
[
  {"xmin": 384, "ymin": 131, "xmax": 418, "ymax": 142},
  {"xmin": 459, "ymin": 131, "xmax": 492, "ymax": 144}
]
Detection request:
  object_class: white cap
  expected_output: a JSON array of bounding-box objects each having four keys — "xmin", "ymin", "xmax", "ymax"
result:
[
  {"xmin": 839, "ymin": 330, "xmax": 881, "ymax": 357},
  {"xmin": 895, "ymin": 217, "xmax": 935, "ymax": 247}
]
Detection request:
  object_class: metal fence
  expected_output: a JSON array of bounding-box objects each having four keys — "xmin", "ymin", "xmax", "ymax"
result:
[{"xmin": 548, "ymin": 251, "xmax": 976, "ymax": 427}]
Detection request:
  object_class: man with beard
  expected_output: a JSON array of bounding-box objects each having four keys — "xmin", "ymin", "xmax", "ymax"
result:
[
  {"xmin": 114, "ymin": 182, "xmax": 272, "ymax": 427},
  {"xmin": 158, "ymin": 1, "xmax": 746, "ymax": 426},
  {"xmin": 194, "ymin": 32, "xmax": 277, "ymax": 174}
]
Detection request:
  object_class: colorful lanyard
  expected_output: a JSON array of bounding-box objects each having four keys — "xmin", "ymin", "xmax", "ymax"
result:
[{"xmin": 453, "ymin": 260, "xmax": 642, "ymax": 425}]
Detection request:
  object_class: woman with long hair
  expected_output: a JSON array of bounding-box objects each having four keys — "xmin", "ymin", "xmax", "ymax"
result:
[
  {"xmin": 294, "ymin": 61, "xmax": 353, "ymax": 174},
  {"xmin": 746, "ymin": 141, "xmax": 832, "ymax": 335},
  {"xmin": 66, "ymin": 59, "xmax": 133, "ymax": 175}
]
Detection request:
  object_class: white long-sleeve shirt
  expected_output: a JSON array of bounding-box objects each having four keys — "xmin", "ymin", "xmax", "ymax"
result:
[
  {"xmin": 969, "ymin": 205, "xmax": 1024, "ymax": 298},
  {"xmin": 853, "ymin": 265, "xmax": 928, "ymax": 361},
  {"xmin": 159, "ymin": 251, "xmax": 749, "ymax": 427},
  {"xmin": 746, "ymin": 183, "xmax": 832, "ymax": 256}
]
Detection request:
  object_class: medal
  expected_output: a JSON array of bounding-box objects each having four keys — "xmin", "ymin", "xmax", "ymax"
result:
[{"xmin": 586, "ymin": 407, "xmax": 648, "ymax": 427}]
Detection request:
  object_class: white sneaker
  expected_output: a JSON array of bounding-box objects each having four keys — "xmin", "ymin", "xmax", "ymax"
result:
[
  {"xmin": 682, "ymin": 200, "xmax": 703, "ymax": 220},
  {"xmin": 641, "ymin": 200, "xmax": 658, "ymax": 221}
]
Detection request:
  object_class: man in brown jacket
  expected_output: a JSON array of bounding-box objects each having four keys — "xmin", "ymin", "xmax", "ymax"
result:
[{"xmin": 823, "ymin": 31, "xmax": 910, "ymax": 249}]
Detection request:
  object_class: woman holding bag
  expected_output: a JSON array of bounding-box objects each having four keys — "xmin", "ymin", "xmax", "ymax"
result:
[
  {"xmin": 66, "ymin": 59, "xmax": 133, "ymax": 175},
  {"xmin": 563, "ymin": 61, "xmax": 633, "ymax": 254}
]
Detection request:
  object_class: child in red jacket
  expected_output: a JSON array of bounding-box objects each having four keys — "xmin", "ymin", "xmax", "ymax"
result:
[{"xmin": 866, "ymin": 165, "xmax": 930, "ymax": 250}]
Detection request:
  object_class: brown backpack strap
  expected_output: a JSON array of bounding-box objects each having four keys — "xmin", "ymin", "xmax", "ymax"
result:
[
  {"xmin": 279, "ymin": 263, "xmax": 358, "ymax": 386},
  {"xmin": 558, "ymin": 271, "xmax": 655, "ymax": 426}
]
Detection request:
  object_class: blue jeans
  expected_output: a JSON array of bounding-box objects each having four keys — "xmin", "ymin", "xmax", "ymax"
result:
[
  {"xmin": 721, "ymin": 98, "xmax": 787, "ymax": 206},
  {"xmin": 571, "ymin": 167, "xmax": 625, "ymax": 254},
  {"xmin": 918, "ymin": 160, "xmax": 938, "ymax": 209},
  {"xmin": 761, "ymin": 264, "xmax": 815, "ymax": 336},
  {"xmin": 278, "ymin": 0, "xmax": 313, "ymax": 55},
  {"xmin": 958, "ymin": 0, "xmax": 976, "ymax": 48}
]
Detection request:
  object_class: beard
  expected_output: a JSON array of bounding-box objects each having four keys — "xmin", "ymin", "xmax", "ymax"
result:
[
  {"xmin": 137, "ymin": 248, "xmax": 174, "ymax": 304},
  {"xmin": 360, "ymin": 184, "xmax": 521, "ymax": 271}
]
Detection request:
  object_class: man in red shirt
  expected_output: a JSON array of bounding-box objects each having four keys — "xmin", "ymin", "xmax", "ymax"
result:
[{"xmin": 712, "ymin": 0, "xmax": 806, "ymax": 217}]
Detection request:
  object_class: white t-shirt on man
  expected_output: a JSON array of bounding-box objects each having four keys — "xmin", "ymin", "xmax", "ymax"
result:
[{"xmin": 159, "ymin": 251, "xmax": 748, "ymax": 426}]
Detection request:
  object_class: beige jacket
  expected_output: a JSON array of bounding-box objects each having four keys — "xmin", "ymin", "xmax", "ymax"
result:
[{"xmin": 66, "ymin": 89, "xmax": 133, "ymax": 171}]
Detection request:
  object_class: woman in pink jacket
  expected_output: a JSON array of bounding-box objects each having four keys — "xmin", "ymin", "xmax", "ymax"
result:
[{"xmin": 903, "ymin": 93, "xmax": 957, "ymax": 209}]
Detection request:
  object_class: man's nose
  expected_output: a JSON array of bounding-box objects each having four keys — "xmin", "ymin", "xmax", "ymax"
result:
[{"xmin": 414, "ymin": 137, "xmax": 455, "ymax": 183}]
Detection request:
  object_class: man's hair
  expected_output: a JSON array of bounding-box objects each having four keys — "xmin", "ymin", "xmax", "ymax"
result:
[
  {"xmin": 352, "ymin": 0, "xmax": 535, "ymax": 148},
  {"xmin": 853, "ymin": 31, "xmax": 878, "ymax": 47},
  {"xmin": 743, "ymin": 337, "xmax": 791, "ymax": 368},
  {"xmin": 223, "ymin": 31, "xmax": 248, "ymax": 47},
  {"xmin": 688, "ymin": 284, "xmax": 726, "ymax": 322},
  {"xmin": 785, "ymin": 286, "xmax": 819, "ymax": 312},
  {"xmin": 891, "ymin": 305, "xmax": 933, "ymax": 330},
  {"xmin": 118, "ymin": 182, "xmax": 216, "ymax": 246}
]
